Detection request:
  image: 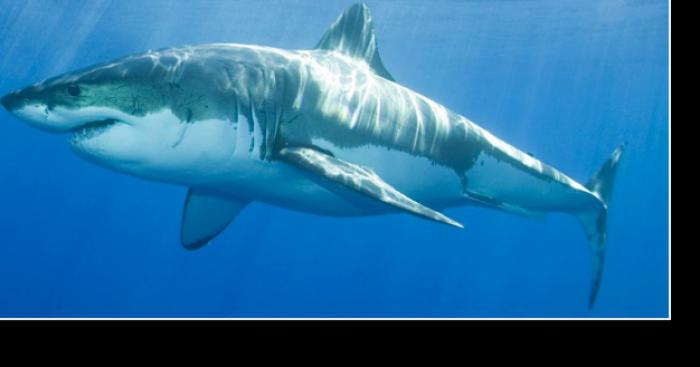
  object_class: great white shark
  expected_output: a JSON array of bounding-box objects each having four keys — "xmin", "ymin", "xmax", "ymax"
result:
[{"xmin": 1, "ymin": 3, "xmax": 623, "ymax": 307}]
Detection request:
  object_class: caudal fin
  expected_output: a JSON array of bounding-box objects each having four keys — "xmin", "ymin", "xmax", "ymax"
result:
[{"xmin": 577, "ymin": 144, "xmax": 625, "ymax": 308}]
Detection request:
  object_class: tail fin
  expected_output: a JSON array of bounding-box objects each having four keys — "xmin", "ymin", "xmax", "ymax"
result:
[{"xmin": 577, "ymin": 144, "xmax": 625, "ymax": 308}]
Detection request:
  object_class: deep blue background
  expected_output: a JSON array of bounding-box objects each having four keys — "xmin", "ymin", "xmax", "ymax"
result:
[{"xmin": 0, "ymin": 0, "xmax": 668, "ymax": 317}]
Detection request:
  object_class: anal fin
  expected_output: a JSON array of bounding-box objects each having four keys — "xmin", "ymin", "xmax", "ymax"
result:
[{"xmin": 278, "ymin": 146, "xmax": 463, "ymax": 228}]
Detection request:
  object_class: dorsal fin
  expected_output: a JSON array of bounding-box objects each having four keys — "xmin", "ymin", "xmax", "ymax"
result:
[{"xmin": 315, "ymin": 3, "xmax": 395, "ymax": 81}]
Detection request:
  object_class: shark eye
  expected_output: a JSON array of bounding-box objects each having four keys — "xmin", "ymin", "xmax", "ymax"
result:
[{"xmin": 67, "ymin": 85, "xmax": 81, "ymax": 97}]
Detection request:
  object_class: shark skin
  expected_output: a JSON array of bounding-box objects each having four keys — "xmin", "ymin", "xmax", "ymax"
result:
[{"xmin": 0, "ymin": 3, "xmax": 623, "ymax": 307}]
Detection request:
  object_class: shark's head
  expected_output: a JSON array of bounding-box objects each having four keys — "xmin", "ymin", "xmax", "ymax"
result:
[
  {"xmin": 1, "ymin": 54, "xmax": 174, "ymax": 161},
  {"xmin": 1, "ymin": 48, "xmax": 249, "ymax": 183}
]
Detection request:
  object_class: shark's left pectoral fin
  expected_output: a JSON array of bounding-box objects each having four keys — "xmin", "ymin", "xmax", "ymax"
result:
[
  {"xmin": 278, "ymin": 146, "xmax": 463, "ymax": 229},
  {"xmin": 181, "ymin": 189, "xmax": 249, "ymax": 250}
]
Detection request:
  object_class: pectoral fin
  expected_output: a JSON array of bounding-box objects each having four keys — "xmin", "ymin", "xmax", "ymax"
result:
[
  {"xmin": 278, "ymin": 146, "xmax": 463, "ymax": 228},
  {"xmin": 181, "ymin": 189, "xmax": 249, "ymax": 250}
]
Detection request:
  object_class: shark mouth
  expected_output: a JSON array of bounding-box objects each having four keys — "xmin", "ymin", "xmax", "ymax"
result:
[{"xmin": 69, "ymin": 118, "xmax": 121, "ymax": 142}]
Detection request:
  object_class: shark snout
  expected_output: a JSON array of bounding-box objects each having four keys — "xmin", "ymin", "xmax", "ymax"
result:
[
  {"xmin": 1, "ymin": 89, "xmax": 38, "ymax": 118},
  {"xmin": 1, "ymin": 87, "xmax": 85, "ymax": 132},
  {"xmin": 1, "ymin": 91, "xmax": 20, "ymax": 112},
  {"xmin": 0, "ymin": 89, "xmax": 55, "ymax": 130}
]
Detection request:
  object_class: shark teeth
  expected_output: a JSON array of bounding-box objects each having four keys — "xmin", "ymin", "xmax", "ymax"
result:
[{"xmin": 69, "ymin": 119, "xmax": 119, "ymax": 143}]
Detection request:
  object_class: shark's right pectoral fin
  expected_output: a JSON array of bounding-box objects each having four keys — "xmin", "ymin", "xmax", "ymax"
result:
[
  {"xmin": 277, "ymin": 146, "xmax": 463, "ymax": 229},
  {"xmin": 181, "ymin": 189, "xmax": 249, "ymax": 250}
]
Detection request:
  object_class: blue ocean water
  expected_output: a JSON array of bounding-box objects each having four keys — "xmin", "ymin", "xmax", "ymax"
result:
[{"xmin": 0, "ymin": 0, "xmax": 668, "ymax": 318}]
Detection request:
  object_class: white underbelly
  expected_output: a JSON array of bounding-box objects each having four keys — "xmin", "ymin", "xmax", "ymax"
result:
[
  {"xmin": 310, "ymin": 138, "xmax": 465, "ymax": 208},
  {"xmin": 191, "ymin": 138, "xmax": 465, "ymax": 216},
  {"xmin": 168, "ymin": 117, "xmax": 371, "ymax": 216},
  {"xmin": 213, "ymin": 159, "xmax": 372, "ymax": 216},
  {"xmin": 94, "ymin": 110, "xmax": 464, "ymax": 216},
  {"xmin": 464, "ymin": 152, "xmax": 592, "ymax": 212}
]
